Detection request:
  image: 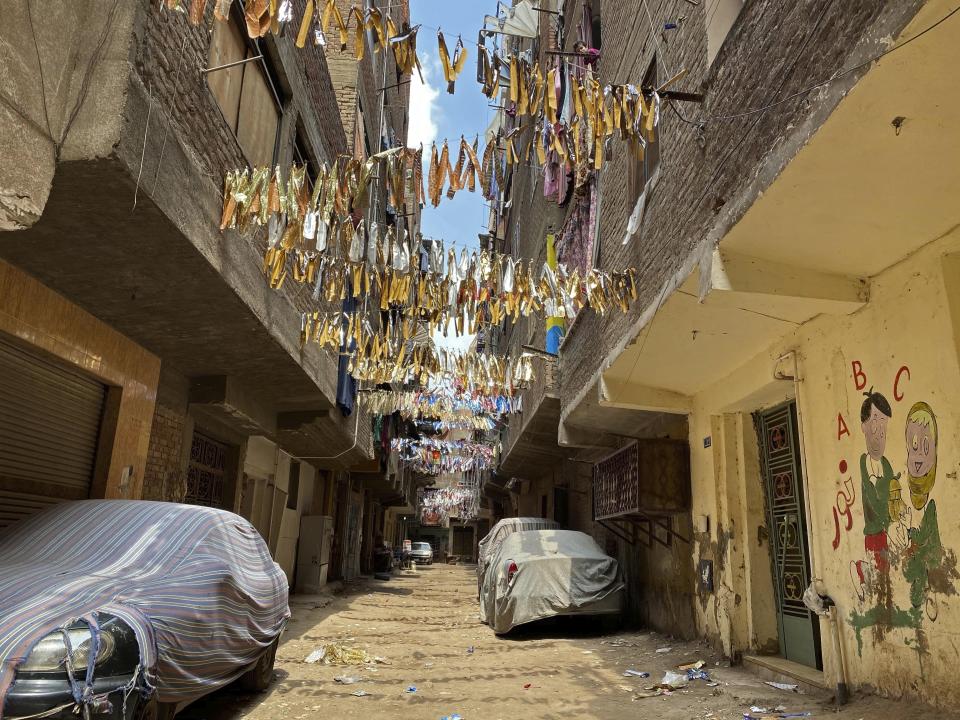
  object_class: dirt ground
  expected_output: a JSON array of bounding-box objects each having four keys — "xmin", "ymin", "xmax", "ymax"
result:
[{"xmin": 179, "ymin": 564, "xmax": 959, "ymax": 720}]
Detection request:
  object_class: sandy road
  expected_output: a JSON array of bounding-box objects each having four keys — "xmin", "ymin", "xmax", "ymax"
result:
[{"xmin": 178, "ymin": 564, "xmax": 957, "ymax": 720}]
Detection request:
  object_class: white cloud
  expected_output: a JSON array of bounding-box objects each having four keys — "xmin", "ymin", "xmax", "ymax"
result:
[{"xmin": 407, "ymin": 53, "xmax": 440, "ymax": 149}]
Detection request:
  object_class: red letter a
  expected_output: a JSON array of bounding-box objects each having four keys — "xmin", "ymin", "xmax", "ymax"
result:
[{"xmin": 838, "ymin": 413, "xmax": 850, "ymax": 440}]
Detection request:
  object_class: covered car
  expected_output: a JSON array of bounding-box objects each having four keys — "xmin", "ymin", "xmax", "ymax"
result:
[
  {"xmin": 477, "ymin": 517, "xmax": 559, "ymax": 618},
  {"xmin": 0, "ymin": 500, "xmax": 289, "ymax": 719},
  {"xmin": 480, "ymin": 530, "xmax": 624, "ymax": 634}
]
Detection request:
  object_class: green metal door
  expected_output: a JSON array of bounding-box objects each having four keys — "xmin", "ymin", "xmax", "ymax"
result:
[{"xmin": 757, "ymin": 402, "xmax": 822, "ymax": 669}]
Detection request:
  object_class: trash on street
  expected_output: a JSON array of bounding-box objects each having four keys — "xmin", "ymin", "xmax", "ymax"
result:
[
  {"xmin": 304, "ymin": 644, "xmax": 388, "ymax": 665},
  {"xmin": 764, "ymin": 681, "xmax": 800, "ymax": 692},
  {"xmin": 659, "ymin": 671, "xmax": 689, "ymax": 689}
]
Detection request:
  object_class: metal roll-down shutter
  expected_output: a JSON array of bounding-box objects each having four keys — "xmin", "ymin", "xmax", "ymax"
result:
[{"xmin": 0, "ymin": 334, "xmax": 106, "ymax": 529}]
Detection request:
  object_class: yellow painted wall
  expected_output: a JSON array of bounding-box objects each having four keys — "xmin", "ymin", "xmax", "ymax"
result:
[
  {"xmin": 687, "ymin": 228, "xmax": 960, "ymax": 705},
  {"xmin": 0, "ymin": 259, "xmax": 159, "ymax": 499}
]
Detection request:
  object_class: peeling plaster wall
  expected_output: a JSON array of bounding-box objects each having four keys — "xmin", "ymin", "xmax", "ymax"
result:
[
  {"xmin": 0, "ymin": 1, "xmax": 135, "ymax": 229},
  {"xmin": 688, "ymin": 228, "xmax": 960, "ymax": 706}
]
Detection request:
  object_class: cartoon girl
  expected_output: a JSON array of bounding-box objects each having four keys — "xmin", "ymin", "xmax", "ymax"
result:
[{"xmin": 903, "ymin": 401, "xmax": 942, "ymax": 611}]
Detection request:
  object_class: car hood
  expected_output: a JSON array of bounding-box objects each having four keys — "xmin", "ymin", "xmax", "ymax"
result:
[{"xmin": 0, "ymin": 500, "xmax": 289, "ymax": 718}]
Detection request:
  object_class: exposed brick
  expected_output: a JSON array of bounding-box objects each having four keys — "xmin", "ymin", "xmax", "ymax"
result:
[
  {"xmin": 142, "ymin": 402, "xmax": 187, "ymax": 502},
  {"xmin": 523, "ymin": 0, "xmax": 924, "ymax": 422}
]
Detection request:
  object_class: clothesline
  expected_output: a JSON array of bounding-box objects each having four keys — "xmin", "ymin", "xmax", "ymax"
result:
[{"xmin": 359, "ymin": 389, "xmax": 522, "ymax": 418}]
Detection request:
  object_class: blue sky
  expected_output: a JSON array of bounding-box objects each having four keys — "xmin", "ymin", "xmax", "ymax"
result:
[{"xmin": 407, "ymin": 1, "xmax": 498, "ymax": 250}]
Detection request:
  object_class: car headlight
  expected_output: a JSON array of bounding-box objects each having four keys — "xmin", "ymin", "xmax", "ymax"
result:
[{"xmin": 20, "ymin": 628, "xmax": 116, "ymax": 673}]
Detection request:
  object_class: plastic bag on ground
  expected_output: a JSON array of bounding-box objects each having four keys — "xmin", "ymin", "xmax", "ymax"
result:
[{"xmin": 660, "ymin": 670, "xmax": 689, "ymax": 688}]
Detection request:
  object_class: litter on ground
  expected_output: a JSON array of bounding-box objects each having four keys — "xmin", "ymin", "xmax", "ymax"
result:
[
  {"xmin": 764, "ymin": 681, "xmax": 799, "ymax": 692},
  {"xmin": 304, "ymin": 644, "xmax": 388, "ymax": 665},
  {"xmin": 660, "ymin": 671, "xmax": 689, "ymax": 689}
]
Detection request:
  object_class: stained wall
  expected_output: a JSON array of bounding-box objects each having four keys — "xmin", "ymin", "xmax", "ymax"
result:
[{"xmin": 688, "ymin": 227, "xmax": 960, "ymax": 705}]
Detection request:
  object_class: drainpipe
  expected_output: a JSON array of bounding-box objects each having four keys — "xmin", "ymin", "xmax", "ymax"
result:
[
  {"xmin": 775, "ymin": 351, "xmax": 849, "ymax": 704},
  {"xmin": 826, "ymin": 600, "xmax": 850, "ymax": 705}
]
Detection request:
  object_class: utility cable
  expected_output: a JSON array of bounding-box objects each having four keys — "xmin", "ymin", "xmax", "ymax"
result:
[{"xmin": 675, "ymin": 4, "xmax": 960, "ymax": 127}]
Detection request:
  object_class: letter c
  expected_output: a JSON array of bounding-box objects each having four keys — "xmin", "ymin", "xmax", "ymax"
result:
[{"xmin": 894, "ymin": 365, "xmax": 910, "ymax": 401}]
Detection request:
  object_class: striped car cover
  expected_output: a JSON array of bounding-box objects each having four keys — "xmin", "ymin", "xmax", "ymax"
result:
[{"xmin": 0, "ymin": 500, "xmax": 290, "ymax": 718}]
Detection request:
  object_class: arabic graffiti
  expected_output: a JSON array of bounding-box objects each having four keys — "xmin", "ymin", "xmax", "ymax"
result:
[{"xmin": 831, "ymin": 474, "xmax": 856, "ymax": 550}]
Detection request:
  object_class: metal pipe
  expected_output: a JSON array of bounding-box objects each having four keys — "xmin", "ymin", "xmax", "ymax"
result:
[
  {"xmin": 201, "ymin": 54, "xmax": 263, "ymax": 74},
  {"xmin": 829, "ymin": 604, "xmax": 850, "ymax": 704},
  {"xmin": 521, "ymin": 344, "xmax": 557, "ymax": 359},
  {"xmin": 379, "ymin": 79, "xmax": 411, "ymax": 92}
]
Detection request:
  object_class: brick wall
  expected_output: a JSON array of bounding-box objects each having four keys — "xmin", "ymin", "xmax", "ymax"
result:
[
  {"xmin": 554, "ymin": 0, "xmax": 922, "ymax": 423},
  {"xmin": 142, "ymin": 403, "xmax": 188, "ymax": 502},
  {"xmin": 496, "ymin": 0, "xmax": 919, "ymax": 639},
  {"xmin": 326, "ymin": 0, "xmax": 408, "ymax": 156},
  {"xmin": 142, "ymin": 366, "xmax": 190, "ymax": 502},
  {"xmin": 134, "ymin": 0, "xmax": 349, "ymax": 184}
]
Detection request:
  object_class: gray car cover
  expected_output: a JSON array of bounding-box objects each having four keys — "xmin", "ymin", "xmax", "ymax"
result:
[
  {"xmin": 481, "ymin": 530, "xmax": 624, "ymax": 634},
  {"xmin": 477, "ymin": 517, "xmax": 560, "ymax": 622}
]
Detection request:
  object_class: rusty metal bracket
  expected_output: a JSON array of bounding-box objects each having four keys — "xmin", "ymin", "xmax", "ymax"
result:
[
  {"xmin": 637, "ymin": 510, "xmax": 691, "ymax": 545},
  {"xmin": 598, "ymin": 519, "xmax": 632, "ymax": 546}
]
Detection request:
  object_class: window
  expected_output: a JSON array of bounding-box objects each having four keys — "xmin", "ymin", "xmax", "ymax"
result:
[
  {"xmin": 554, "ymin": 487, "xmax": 569, "ymax": 528},
  {"xmin": 627, "ymin": 58, "xmax": 661, "ymax": 207},
  {"xmin": 589, "ymin": 2, "xmax": 602, "ymax": 51},
  {"xmin": 354, "ymin": 101, "xmax": 370, "ymax": 161},
  {"xmin": 540, "ymin": 494, "xmax": 548, "ymax": 519},
  {"xmin": 286, "ymin": 460, "xmax": 300, "ymax": 510},
  {"xmin": 186, "ymin": 433, "xmax": 228, "ymax": 508},
  {"xmin": 706, "ymin": 0, "xmax": 746, "ymax": 66},
  {"xmin": 207, "ymin": 15, "xmax": 281, "ymax": 166},
  {"xmin": 293, "ymin": 126, "xmax": 319, "ymax": 188}
]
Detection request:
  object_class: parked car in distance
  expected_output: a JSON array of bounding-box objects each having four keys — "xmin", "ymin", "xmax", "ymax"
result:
[
  {"xmin": 409, "ymin": 541, "xmax": 434, "ymax": 565},
  {"xmin": 477, "ymin": 517, "xmax": 560, "ymax": 610},
  {"xmin": 0, "ymin": 500, "xmax": 290, "ymax": 720},
  {"xmin": 479, "ymin": 529, "xmax": 625, "ymax": 634}
]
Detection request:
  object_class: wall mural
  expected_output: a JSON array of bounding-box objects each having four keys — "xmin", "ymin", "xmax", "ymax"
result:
[{"xmin": 832, "ymin": 361, "xmax": 958, "ymax": 662}]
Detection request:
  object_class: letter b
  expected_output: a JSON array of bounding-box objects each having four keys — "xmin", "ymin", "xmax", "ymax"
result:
[{"xmin": 852, "ymin": 360, "xmax": 866, "ymax": 391}]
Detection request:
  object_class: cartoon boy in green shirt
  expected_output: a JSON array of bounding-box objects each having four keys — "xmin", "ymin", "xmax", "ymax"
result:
[{"xmin": 851, "ymin": 389, "xmax": 903, "ymax": 600}]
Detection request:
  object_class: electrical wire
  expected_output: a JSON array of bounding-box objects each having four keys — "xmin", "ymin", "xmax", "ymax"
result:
[{"xmin": 687, "ymin": 4, "xmax": 960, "ymax": 126}]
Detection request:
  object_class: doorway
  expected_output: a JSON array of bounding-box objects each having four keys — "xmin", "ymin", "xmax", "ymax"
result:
[{"xmin": 755, "ymin": 401, "xmax": 822, "ymax": 669}]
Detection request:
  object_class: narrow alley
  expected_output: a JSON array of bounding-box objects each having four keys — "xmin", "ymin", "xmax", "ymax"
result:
[
  {"xmin": 179, "ymin": 566, "xmax": 957, "ymax": 720},
  {"xmin": 3, "ymin": 0, "xmax": 960, "ymax": 718}
]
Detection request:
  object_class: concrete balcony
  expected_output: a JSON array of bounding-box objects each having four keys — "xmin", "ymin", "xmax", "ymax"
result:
[
  {"xmin": 498, "ymin": 355, "xmax": 564, "ymax": 477},
  {"xmin": 0, "ymin": 2, "xmax": 372, "ymax": 467}
]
